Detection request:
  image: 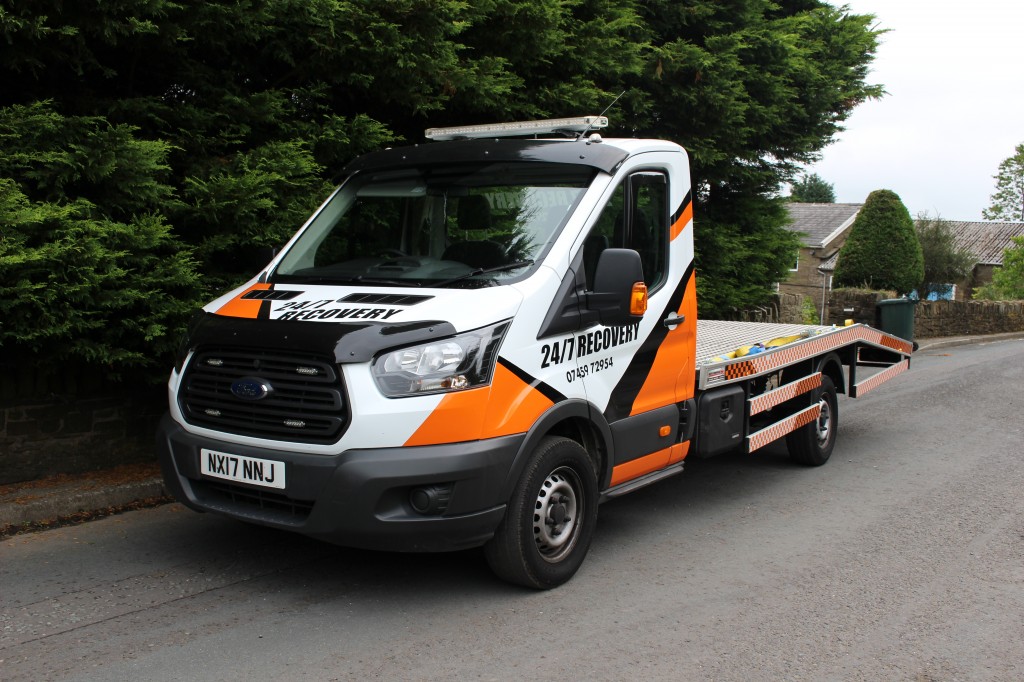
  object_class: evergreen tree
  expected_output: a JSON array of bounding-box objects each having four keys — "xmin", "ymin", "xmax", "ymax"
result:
[
  {"xmin": 982, "ymin": 143, "xmax": 1024, "ymax": 221},
  {"xmin": 0, "ymin": 0, "xmax": 886, "ymax": 375},
  {"xmin": 622, "ymin": 1, "xmax": 882, "ymax": 316},
  {"xmin": 790, "ymin": 173, "xmax": 837, "ymax": 203},
  {"xmin": 915, "ymin": 214, "xmax": 974, "ymax": 299},
  {"xmin": 0, "ymin": 103, "xmax": 201, "ymax": 379},
  {"xmin": 834, "ymin": 190, "xmax": 924, "ymax": 295}
]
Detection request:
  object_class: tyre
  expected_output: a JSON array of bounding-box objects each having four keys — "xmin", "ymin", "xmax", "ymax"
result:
[
  {"xmin": 786, "ymin": 375, "xmax": 838, "ymax": 466},
  {"xmin": 484, "ymin": 436, "xmax": 598, "ymax": 589}
]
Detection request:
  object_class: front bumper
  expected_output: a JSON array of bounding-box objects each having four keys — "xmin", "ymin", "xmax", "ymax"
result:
[{"xmin": 156, "ymin": 414, "xmax": 524, "ymax": 552}]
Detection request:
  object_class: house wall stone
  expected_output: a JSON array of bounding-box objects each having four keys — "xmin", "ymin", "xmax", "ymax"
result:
[{"xmin": 778, "ymin": 247, "xmax": 832, "ymax": 308}]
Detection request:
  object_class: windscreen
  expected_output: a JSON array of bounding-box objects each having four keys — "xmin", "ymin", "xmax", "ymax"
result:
[{"xmin": 273, "ymin": 162, "xmax": 595, "ymax": 288}]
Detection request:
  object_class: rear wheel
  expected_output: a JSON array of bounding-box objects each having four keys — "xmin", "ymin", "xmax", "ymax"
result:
[
  {"xmin": 484, "ymin": 436, "xmax": 598, "ymax": 589},
  {"xmin": 786, "ymin": 375, "xmax": 838, "ymax": 466}
]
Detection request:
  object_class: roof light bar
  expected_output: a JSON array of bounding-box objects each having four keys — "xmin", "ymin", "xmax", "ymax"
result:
[{"xmin": 424, "ymin": 116, "xmax": 608, "ymax": 141}]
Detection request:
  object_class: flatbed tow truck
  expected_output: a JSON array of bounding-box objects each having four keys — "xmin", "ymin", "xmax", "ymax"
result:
[{"xmin": 157, "ymin": 117, "xmax": 911, "ymax": 588}]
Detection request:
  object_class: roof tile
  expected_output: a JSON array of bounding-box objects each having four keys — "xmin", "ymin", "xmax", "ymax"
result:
[
  {"xmin": 939, "ymin": 221, "xmax": 1024, "ymax": 265},
  {"xmin": 785, "ymin": 203, "xmax": 862, "ymax": 248}
]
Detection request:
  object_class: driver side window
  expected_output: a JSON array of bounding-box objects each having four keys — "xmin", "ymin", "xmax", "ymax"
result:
[{"xmin": 582, "ymin": 171, "xmax": 668, "ymax": 290}]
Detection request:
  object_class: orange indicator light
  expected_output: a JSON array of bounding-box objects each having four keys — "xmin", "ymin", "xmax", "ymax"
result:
[{"xmin": 630, "ymin": 282, "xmax": 648, "ymax": 316}]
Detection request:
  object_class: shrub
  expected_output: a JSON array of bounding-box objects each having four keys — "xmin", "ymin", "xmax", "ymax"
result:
[{"xmin": 834, "ymin": 189, "xmax": 923, "ymax": 295}]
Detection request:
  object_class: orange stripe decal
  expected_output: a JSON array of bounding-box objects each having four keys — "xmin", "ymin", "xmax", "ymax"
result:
[
  {"xmin": 216, "ymin": 283, "xmax": 271, "ymax": 319},
  {"xmin": 670, "ymin": 202, "xmax": 693, "ymax": 242},
  {"xmin": 610, "ymin": 446, "xmax": 671, "ymax": 487},
  {"xmin": 404, "ymin": 363, "xmax": 555, "ymax": 447}
]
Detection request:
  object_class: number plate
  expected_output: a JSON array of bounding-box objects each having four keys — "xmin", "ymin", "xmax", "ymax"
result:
[{"xmin": 200, "ymin": 449, "xmax": 286, "ymax": 489}]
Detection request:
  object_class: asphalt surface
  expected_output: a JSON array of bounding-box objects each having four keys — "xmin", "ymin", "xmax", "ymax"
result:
[
  {"xmin": 2, "ymin": 332, "xmax": 1022, "ymax": 681},
  {"xmin": 1, "ymin": 331, "xmax": 1020, "ymax": 535}
]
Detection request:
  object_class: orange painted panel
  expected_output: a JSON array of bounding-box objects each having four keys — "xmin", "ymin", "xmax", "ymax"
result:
[
  {"xmin": 404, "ymin": 363, "xmax": 556, "ymax": 447},
  {"xmin": 403, "ymin": 387, "xmax": 489, "ymax": 446},
  {"xmin": 667, "ymin": 441, "xmax": 690, "ymax": 465},
  {"xmin": 216, "ymin": 283, "xmax": 270, "ymax": 319},
  {"xmin": 609, "ymin": 447, "xmax": 672, "ymax": 487},
  {"xmin": 629, "ymin": 273, "xmax": 698, "ymax": 416},
  {"xmin": 482, "ymin": 363, "xmax": 555, "ymax": 438}
]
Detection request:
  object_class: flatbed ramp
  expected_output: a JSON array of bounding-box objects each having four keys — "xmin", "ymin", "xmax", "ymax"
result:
[{"xmin": 695, "ymin": 319, "xmax": 913, "ymax": 393}]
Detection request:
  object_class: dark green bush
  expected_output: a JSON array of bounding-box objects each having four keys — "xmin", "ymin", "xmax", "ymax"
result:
[{"xmin": 834, "ymin": 189, "xmax": 924, "ymax": 295}]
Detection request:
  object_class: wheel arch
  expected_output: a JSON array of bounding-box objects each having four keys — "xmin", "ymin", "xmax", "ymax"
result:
[
  {"xmin": 500, "ymin": 399, "xmax": 613, "ymax": 501},
  {"xmin": 816, "ymin": 351, "xmax": 846, "ymax": 395}
]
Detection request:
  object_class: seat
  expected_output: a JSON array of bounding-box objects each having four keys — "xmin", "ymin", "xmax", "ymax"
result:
[
  {"xmin": 456, "ymin": 195, "xmax": 492, "ymax": 231},
  {"xmin": 442, "ymin": 240, "xmax": 506, "ymax": 269},
  {"xmin": 582, "ymin": 233, "xmax": 609, "ymax": 285}
]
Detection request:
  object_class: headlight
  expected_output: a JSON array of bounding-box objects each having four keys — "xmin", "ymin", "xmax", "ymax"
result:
[{"xmin": 372, "ymin": 321, "xmax": 510, "ymax": 397}]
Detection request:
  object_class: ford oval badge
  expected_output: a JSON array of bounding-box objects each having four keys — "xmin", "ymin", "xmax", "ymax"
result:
[{"xmin": 231, "ymin": 377, "xmax": 272, "ymax": 401}]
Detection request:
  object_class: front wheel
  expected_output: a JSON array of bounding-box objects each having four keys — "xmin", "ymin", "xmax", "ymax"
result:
[
  {"xmin": 786, "ymin": 375, "xmax": 838, "ymax": 466},
  {"xmin": 484, "ymin": 436, "xmax": 598, "ymax": 589}
]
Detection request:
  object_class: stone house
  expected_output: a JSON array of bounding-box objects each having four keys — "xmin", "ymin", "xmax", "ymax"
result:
[
  {"xmin": 779, "ymin": 202, "xmax": 862, "ymax": 322},
  {"xmin": 943, "ymin": 220, "xmax": 1024, "ymax": 299},
  {"xmin": 780, "ymin": 204, "xmax": 1024, "ymax": 308}
]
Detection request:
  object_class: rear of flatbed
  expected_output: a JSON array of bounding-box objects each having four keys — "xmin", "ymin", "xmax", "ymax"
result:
[{"xmin": 689, "ymin": 319, "xmax": 912, "ymax": 459}]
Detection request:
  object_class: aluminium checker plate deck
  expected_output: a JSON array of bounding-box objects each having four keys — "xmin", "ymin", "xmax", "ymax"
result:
[{"xmin": 695, "ymin": 319, "xmax": 913, "ymax": 390}]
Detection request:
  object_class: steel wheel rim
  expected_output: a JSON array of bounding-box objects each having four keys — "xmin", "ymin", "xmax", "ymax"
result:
[
  {"xmin": 816, "ymin": 398, "xmax": 832, "ymax": 446},
  {"xmin": 533, "ymin": 466, "xmax": 582, "ymax": 563}
]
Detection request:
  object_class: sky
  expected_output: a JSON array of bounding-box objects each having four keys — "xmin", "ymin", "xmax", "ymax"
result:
[{"xmin": 802, "ymin": 0, "xmax": 1024, "ymax": 221}]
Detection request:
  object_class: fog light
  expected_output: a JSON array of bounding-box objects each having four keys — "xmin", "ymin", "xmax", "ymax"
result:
[{"xmin": 409, "ymin": 484, "xmax": 453, "ymax": 515}]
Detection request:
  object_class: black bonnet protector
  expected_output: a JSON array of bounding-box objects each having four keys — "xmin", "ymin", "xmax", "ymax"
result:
[{"xmin": 188, "ymin": 312, "xmax": 458, "ymax": 364}]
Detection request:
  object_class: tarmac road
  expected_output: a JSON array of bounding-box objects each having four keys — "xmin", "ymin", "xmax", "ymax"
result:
[{"xmin": 1, "ymin": 337, "xmax": 1022, "ymax": 681}]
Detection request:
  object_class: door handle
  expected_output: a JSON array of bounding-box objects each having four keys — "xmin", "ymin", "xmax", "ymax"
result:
[{"xmin": 663, "ymin": 313, "xmax": 685, "ymax": 329}]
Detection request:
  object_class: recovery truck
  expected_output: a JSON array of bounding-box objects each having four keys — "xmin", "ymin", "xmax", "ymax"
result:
[{"xmin": 157, "ymin": 117, "xmax": 912, "ymax": 589}]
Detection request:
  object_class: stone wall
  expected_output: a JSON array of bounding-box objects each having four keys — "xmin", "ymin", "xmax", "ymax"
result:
[
  {"xmin": 722, "ymin": 292, "xmax": 807, "ymax": 324},
  {"xmin": 825, "ymin": 289, "xmax": 1024, "ymax": 338},
  {"xmin": 913, "ymin": 299, "xmax": 1024, "ymax": 337},
  {"xmin": 0, "ymin": 370, "xmax": 165, "ymax": 485},
  {"xmin": 775, "ymin": 292, "xmax": 808, "ymax": 324},
  {"xmin": 825, "ymin": 289, "xmax": 897, "ymax": 326}
]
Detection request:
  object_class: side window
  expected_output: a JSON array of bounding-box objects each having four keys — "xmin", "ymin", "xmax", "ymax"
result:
[
  {"xmin": 583, "ymin": 183, "xmax": 624, "ymax": 284},
  {"xmin": 582, "ymin": 171, "xmax": 668, "ymax": 289},
  {"xmin": 632, "ymin": 173, "xmax": 668, "ymax": 289}
]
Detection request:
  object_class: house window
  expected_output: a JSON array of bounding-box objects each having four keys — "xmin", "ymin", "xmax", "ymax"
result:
[{"xmin": 790, "ymin": 253, "xmax": 800, "ymax": 272}]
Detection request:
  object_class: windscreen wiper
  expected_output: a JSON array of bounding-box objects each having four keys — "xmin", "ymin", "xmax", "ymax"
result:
[
  {"xmin": 276, "ymin": 274, "xmax": 419, "ymax": 287},
  {"xmin": 431, "ymin": 260, "xmax": 534, "ymax": 288}
]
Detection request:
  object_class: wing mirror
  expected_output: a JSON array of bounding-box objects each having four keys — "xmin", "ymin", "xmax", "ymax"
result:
[{"xmin": 586, "ymin": 248, "xmax": 647, "ymax": 326}]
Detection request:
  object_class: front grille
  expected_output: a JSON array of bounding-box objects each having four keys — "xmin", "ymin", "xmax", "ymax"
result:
[
  {"xmin": 180, "ymin": 347, "xmax": 347, "ymax": 444},
  {"xmin": 192, "ymin": 479, "xmax": 314, "ymax": 522}
]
